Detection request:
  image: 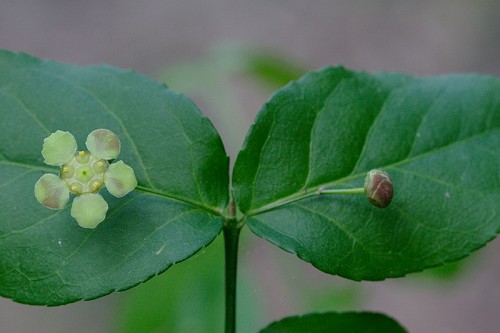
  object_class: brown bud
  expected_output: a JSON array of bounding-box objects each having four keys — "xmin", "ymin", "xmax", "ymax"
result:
[{"xmin": 364, "ymin": 169, "xmax": 393, "ymax": 208}]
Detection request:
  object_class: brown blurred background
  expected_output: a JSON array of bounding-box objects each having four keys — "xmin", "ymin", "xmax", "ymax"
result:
[{"xmin": 0, "ymin": 1, "xmax": 499, "ymax": 332}]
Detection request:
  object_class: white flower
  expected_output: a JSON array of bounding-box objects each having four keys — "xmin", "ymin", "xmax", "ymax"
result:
[{"xmin": 34, "ymin": 129, "xmax": 138, "ymax": 228}]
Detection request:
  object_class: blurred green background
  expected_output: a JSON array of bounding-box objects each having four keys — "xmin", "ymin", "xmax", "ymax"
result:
[{"xmin": 0, "ymin": 1, "xmax": 498, "ymax": 332}]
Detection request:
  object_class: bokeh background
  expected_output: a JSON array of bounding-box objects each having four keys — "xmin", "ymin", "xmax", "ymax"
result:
[{"xmin": 0, "ymin": 1, "xmax": 499, "ymax": 332}]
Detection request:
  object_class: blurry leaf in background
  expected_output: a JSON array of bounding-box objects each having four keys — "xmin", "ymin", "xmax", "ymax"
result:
[
  {"xmin": 240, "ymin": 49, "xmax": 305, "ymax": 89},
  {"xmin": 305, "ymin": 281, "xmax": 359, "ymax": 312},
  {"xmin": 410, "ymin": 250, "xmax": 477, "ymax": 281},
  {"xmin": 114, "ymin": 231, "xmax": 266, "ymax": 333},
  {"xmin": 113, "ymin": 237, "xmax": 225, "ymax": 333},
  {"xmin": 114, "ymin": 226, "xmax": 360, "ymax": 333},
  {"xmin": 239, "ymin": 227, "xmax": 360, "ymax": 313},
  {"xmin": 157, "ymin": 43, "xmax": 305, "ymax": 160}
]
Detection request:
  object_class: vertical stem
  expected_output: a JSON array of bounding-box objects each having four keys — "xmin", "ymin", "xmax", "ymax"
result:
[{"xmin": 223, "ymin": 200, "xmax": 240, "ymax": 333}]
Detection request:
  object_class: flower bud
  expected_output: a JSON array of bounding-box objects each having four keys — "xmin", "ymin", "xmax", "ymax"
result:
[{"xmin": 364, "ymin": 169, "xmax": 393, "ymax": 208}]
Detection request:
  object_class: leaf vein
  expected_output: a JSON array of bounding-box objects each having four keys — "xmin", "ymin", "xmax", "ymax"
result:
[
  {"xmin": 0, "ymin": 209, "xmax": 66, "ymax": 240},
  {"xmin": 0, "ymin": 160, "xmax": 54, "ymax": 173},
  {"xmin": 135, "ymin": 185, "xmax": 221, "ymax": 216},
  {"xmin": 91, "ymin": 208, "xmax": 202, "ymax": 281},
  {"xmin": 0, "ymin": 170, "xmax": 34, "ymax": 189},
  {"xmin": 63, "ymin": 194, "xmax": 146, "ymax": 262},
  {"xmin": 0, "ymin": 89, "xmax": 51, "ymax": 135},
  {"xmin": 405, "ymin": 87, "xmax": 447, "ymax": 158},
  {"xmin": 350, "ymin": 84, "xmax": 399, "ymax": 174},
  {"xmin": 250, "ymin": 111, "xmax": 278, "ymax": 209},
  {"xmin": 303, "ymin": 80, "xmax": 339, "ymax": 188},
  {"xmin": 292, "ymin": 203, "xmax": 368, "ymax": 251},
  {"xmin": 247, "ymin": 128, "xmax": 500, "ymax": 216},
  {"xmin": 162, "ymin": 112, "xmax": 207, "ymax": 207}
]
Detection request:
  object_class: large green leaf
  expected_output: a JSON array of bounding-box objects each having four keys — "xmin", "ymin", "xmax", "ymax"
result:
[
  {"xmin": 0, "ymin": 50, "xmax": 229, "ymax": 305},
  {"xmin": 233, "ymin": 67, "xmax": 500, "ymax": 280},
  {"xmin": 259, "ymin": 312, "xmax": 407, "ymax": 333}
]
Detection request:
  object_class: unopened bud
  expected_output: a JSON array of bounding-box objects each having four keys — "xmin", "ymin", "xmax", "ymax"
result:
[{"xmin": 364, "ymin": 169, "xmax": 393, "ymax": 208}]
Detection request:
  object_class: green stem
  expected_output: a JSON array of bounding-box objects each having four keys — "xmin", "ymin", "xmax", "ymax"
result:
[
  {"xmin": 223, "ymin": 200, "xmax": 241, "ymax": 333},
  {"xmin": 247, "ymin": 186, "xmax": 365, "ymax": 217},
  {"xmin": 135, "ymin": 185, "xmax": 221, "ymax": 216}
]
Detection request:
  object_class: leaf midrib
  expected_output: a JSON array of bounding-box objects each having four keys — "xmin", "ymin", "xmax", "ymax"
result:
[
  {"xmin": 0, "ymin": 159, "xmax": 223, "ymax": 217},
  {"xmin": 245, "ymin": 127, "xmax": 499, "ymax": 217},
  {"xmin": 135, "ymin": 185, "xmax": 222, "ymax": 216}
]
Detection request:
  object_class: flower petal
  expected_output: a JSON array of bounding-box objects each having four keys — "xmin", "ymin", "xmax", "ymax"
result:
[
  {"xmin": 70, "ymin": 193, "xmax": 108, "ymax": 228},
  {"xmin": 86, "ymin": 129, "xmax": 121, "ymax": 160},
  {"xmin": 104, "ymin": 161, "xmax": 138, "ymax": 198},
  {"xmin": 42, "ymin": 130, "xmax": 77, "ymax": 166},
  {"xmin": 34, "ymin": 174, "xmax": 70, "ymax": 210}
]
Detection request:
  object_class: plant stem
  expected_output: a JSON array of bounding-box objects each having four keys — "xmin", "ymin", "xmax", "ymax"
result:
[{"xmin": 223, "ymin": 199, "xmax": 241, "ymax": 333}]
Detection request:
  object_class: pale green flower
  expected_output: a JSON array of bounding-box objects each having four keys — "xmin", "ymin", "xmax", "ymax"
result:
[{"xmin": 34, "ymin": 129, "xmax": 138, "ymax": 228}]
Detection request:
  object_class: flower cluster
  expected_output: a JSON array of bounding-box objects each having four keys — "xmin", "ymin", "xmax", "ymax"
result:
[{"xmin": 34, "ymin": 129, "xmax": 137, "ymax": 228}]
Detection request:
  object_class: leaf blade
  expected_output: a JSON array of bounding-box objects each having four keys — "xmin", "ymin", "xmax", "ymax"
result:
[
  {"xmin": 233, "ymin": 67, "xmax": 500, "ymax": 280},
  {"xmin": 259, "ymin": 312, "xmax": 408, "ymax": 333},
  {"xmin": 0, "ymin": 50, "xmax": 228, "ymax": 304}
]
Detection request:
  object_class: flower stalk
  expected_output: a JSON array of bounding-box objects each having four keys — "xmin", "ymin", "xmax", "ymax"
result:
[{"xmin": 247, "ymin": 169, "xmax": 394, "ymax": 217}]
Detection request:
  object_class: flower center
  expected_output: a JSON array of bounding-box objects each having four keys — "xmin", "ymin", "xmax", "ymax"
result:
[{"xmin": 60, "ymin": 151, "xmax": 108, "ymax": 195}]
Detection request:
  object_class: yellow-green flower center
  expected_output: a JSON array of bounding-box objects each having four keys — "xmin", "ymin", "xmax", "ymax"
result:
[{"xmin": 61, "ymin": 151, "xmax": 108, "ymax": 194}]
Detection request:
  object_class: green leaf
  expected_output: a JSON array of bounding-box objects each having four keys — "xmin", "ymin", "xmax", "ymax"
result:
[
  {"xmin": 259, "ymin": 312, "xmax": 407, "ymax": 333},
  {"xmin": 233, "ymin": 66, "xmax": 500, "ymax": 280},
  {"xmin": 0, "ymin": 50, "xmax": 229, "ymax": 305}
]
